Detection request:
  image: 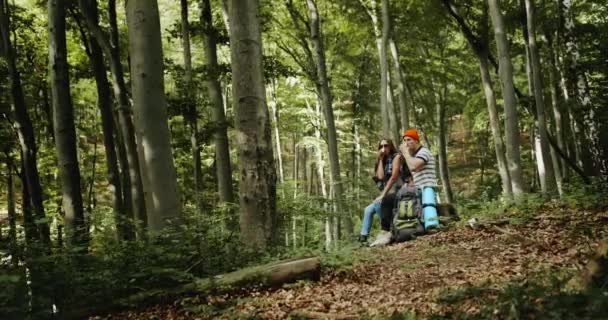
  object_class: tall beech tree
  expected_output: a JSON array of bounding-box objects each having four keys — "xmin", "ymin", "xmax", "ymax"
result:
[
  {"xmin": 307, "ymin": 0, "xmax": 350, "ymax": 236},
  {"xmin": 126, "ymin": 0, "xmax": 182, "ymax": 230},
  {"xmin": 487, "ymin": 0, "xmax": 526, "ymax": 198},
  {"xmin": 78, "ymin": 0, "xmax": 147, "ymax": 233},
  {"xmin": 200, "ymin": 0, "xmax": 234, "ymax": 204},
  {"xmin": 48, "ymin": 0, "xmax": 88, "ymax": 247},
  {"xmin": 0, "ymin": 0, "xmax": 51, "ymax": 246},
  {"xmin": 228, "ymin": 0, "xmax": 277, "ymax": 249}
]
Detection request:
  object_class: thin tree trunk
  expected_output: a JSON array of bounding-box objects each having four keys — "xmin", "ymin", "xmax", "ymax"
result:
[
  {"xmin": 49, "ymin": 0, "xmax": 88, "ymax": 247},
  {"xmin": 435, "ymin": 78, "xmax": 454, "ymax": 204},
  {"xmin": 559, "ymin": 0, "xmax": 603, "ymax": 175},
  {"xmin": 386, "ymin": 71, "xmax": 400, "ymax": 142},
  {"xmin": 228, "ymin": 0, "xmax": 277, "ymax": 249},
  {"xmin": 292, "ymin": 217, "xmax": 297, "ymax": 249},
  {"xmin": 219, "ymin": 0, "xmax": 230, "ymax": 33},
  {"xmin": 126, "ymin": 0, "xmax": 182, "ymax": 231},
  {"xmin": 7, "ymin": 160, "xmax": 18, "ymax": 266},
  {"xmin": 310, "ymin": 98, "xmax": 331, "ymax": 249},
  {"xmin": 543, "ymin": 37, "xmax": 564, "ymax": 195},
  {"xmin": 547, "ymin": 32, "xmax": 568, "ymax": 181},
  {"xmin": 201, "ymin": 0, "xmax": 234, "ymax": 204},
  {"xmin": 359, "ymin": 0, "xmax": 390, "ymax": 138},
  {"xmin": 388, "ymin": 38, "xmax": 410, "ymax": 131},
  {"xmin": 79, "ymin": 0, "xmax": 147, "ymax": 233},
  {"xmin": 306, "ymin": 0, "xmax": 350, "ymax": 235},
  {"xmin": 487, "ymin": 0, "xmax": 526, "ymax": 198},
  {"xmin": 0, "ymin": 0, "xmax": 51, "ymax": 246},
  {"xmin": 80, "ymin": 4, "xmax": 132, "ymax": 240},
  {"xmin": 269, "ymin": 79, "xmax": 285, "ymax": 183},
  {"xmin": 378, "ymin": 0, "xmax": 390, "ymax": 138},
  {"xmin": 294, "ymin": 142, "xmax": 299, "ymax": 198},
  {"xmin": 524, "ymin": 0, "xmax": 557, "ymax": 196},
  {"xmin": 479, "ymin": 56, "xmax": 513, "ymax": 198},
  {"xmin": 182, "ymin": 0, "xmax": 203, "ymax": 207},
  {"xmin": 351, "ymin": 73, "xmax": 362, "ymax": 201}
]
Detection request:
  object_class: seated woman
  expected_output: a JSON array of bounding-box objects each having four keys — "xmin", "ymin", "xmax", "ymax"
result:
[{"xmin": 360, "ymin": 138, "xmax": 410, "ymax": 245}]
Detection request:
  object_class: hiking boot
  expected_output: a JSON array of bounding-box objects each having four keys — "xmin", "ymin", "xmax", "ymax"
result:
[
  {"xmin": 369, "ymin": 230, "xmax": 392, "ymax": 247},
  {"xmin": 358, "ymin": 235, "xmax": 368, "ymax": 243}
]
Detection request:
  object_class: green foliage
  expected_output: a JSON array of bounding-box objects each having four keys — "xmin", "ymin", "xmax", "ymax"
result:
[
  {"xmin": 0, "ymin": 208, "xmax": 264, "ymax": 319},
  {"xmin": 0, "ymin": 267, "xmax": 26, "ymax": 320},
  {"xmin": 560, "ymin": 178, "xmax": 608, "ymax": 210}
]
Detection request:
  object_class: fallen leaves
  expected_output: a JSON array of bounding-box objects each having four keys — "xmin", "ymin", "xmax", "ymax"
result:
[{"xmin": 94, "ymin": 207, "xmax": 608, "ymax": 319}]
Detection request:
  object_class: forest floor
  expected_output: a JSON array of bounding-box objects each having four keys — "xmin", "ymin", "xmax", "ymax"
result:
[{"xmin": 93, "ymin": 204, "xmax": 608, "ymax": 319}]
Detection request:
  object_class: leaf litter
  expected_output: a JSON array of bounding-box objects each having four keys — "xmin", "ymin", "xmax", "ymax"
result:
[{"xmin": 93, "ymin": 205, "xmax": 607, "ymax": 319}]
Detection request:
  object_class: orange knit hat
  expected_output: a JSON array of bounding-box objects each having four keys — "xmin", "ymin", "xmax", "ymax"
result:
[{"xmin": 402, "ymin": 129, "xmax": 419, "ymax": 141}]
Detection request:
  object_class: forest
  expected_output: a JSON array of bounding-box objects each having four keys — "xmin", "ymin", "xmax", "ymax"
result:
[{"xmin": 0, "ymin": 0, "xmax": 607, "ymax": 319}]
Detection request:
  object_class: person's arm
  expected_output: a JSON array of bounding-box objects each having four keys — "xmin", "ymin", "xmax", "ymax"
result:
[
  {"xmin": 400, "ymin": 144, "xmax": 426, "ymax": 172},
  {"xmin": 376, "ymin": 155, "xmax": 402, "ymax": 200},
  {"xmin": 375, "ymin": 154, "xmax": 385, "ymax": 181}
]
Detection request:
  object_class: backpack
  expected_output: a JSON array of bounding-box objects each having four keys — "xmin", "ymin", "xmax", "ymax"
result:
[{"xmin": 391, "ymin": 187, "xmax": 425, "ymax": 243}]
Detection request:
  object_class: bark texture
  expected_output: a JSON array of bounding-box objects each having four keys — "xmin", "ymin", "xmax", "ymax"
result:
[
  {"xmin": 228, "ymin": 0, "xmax": 277, "ymax": 249},
  {"xmin": 201, "ymin": 0, "xmax": 234, "ymax": 203},
  {"xmin": 126, "ymin": 0, "xmax": 182, "ymax": 231},
  {"xmin": 307, "ymin": 0, "xmax": 350, "ymax": 236},
  {"xmin": 487, "ymin": 0, "xmax": 526, "ymax": 198},
  {"xmin": 49, "ymin": 0, "xmax": 88, "ymax": 247},
  {"xmin": 0, "ymin": 0, "xmax": 51, "ymax": 245}
]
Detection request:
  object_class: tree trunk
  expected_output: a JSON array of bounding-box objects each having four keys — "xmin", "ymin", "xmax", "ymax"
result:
[
  {"xmin": 547, "ymin": 32, "xmax": 568, "ymax": 182},
  {"xmin": 79, "ymin": 0, "xmax": 147, "ymax": 233},
  {"xmin": 359, "ymin": 0, "xmax": 391, "ymax": 138},
  {"xmin": 378, "ymin": 0, "xmax": 390, "ymax": 138},
  {"xmin": 219, "ymin": 0, "xmax": 230, "ymax": 33},
  {"xmin": 126, "ymin": 0, "xmax": 182, "ymax": 231},
  {"xmin": 269, "ymin": 79, "xmax": 285, "ymax": 184},
  {"xmin": 294, "ymin": 142, "xmax": 299, "ymax": 198},
  {"xmin": 487, "ymin": 0, "xmax": 526, "ymax": 198},
  {"xmin": 228, "ymin": 0, "xmax": 277, "ymax": 249},
  {"xmin": 479, "ymin": 57, "xmax": 513, "ymax": 199},
  {"xmin": 7, "ymin": 160, "xmax": 18, "ymax": 266},
  {"xmin": 49, "ymin": 0, "xmax": 88, "ymax": 247},
  {"xmin": 559, "ymin": 0, "xmax": 603, "ymax": 176},
  {"xmin": 389, "ymin": 37, "xmax": 410, "ymax": 131},
  {"xmin": 352, "ymin": 75, "xmax": 362, "ymax": 201},
  {"xmin": 181, "ymin": 0, "xmax": 203, "ymax": 208},
  {"xmin": 386, "ymin": 71, "xmax": 400, "ymax": 142},
  {"xmin": 200, "ymin": 0, "xmax": 234, "ymax": 204},
  {"xmin": 524, "ymin": 0, "xmax": 557, "ymax": 196},
  {"xmin": 306, "ymin": 0, "xmax": 350, "ymax": 235},
  {"xmin": 435, "ymin": 78, "xmax": 454, "ymax": 204},
  {"xmin": 309, "ymin": 98, "xmax": 331, "ymax": 249},
  {"xmin": 82, "ymin": 1, "xmax": 133, "ymax": 240},
  {"xmin": 65, "ymin": 257, "xmax": 321, "ymax": 319},
  {"xmin": 0, "ymin": 0, "xmax": 51, "ymax": 247}
]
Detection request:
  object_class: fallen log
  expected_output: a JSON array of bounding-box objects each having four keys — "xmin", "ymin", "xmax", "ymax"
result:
[
  {"xmin": 72, "ymin": 256, "xmax": 321, "ymax": 320},
  {"xmin": 193, "ymin": 256, "xmax": 321, "ymax": 292}
]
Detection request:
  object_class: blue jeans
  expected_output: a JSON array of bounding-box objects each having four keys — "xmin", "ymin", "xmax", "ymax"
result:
[{"xmin": 360, "ymin": 202, "xmax": 381, "ymax": 236}]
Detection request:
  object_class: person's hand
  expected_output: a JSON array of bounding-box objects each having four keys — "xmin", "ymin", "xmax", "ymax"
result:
[
  {"xmin": 373, "ymin": 195, "xmax": 383, "ymax": 204},
  {"xmin": 400, "ymin": 142, "xmax": 411, "ymax": 155}
]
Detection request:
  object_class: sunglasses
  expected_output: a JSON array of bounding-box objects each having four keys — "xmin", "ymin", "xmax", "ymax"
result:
[{"xmin": 379, "ymin": 144, "xmax": 390, "ymax": 149}]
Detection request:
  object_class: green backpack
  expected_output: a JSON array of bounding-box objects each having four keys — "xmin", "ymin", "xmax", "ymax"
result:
[{"xmin": 391, "ymin": 192, "xmax": 425, "ymax": 242}]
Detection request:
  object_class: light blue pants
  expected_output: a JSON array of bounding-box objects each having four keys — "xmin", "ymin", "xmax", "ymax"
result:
[{"xmin": 360, "ymin": 202, "xmax": 381, "ymax": 236}]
